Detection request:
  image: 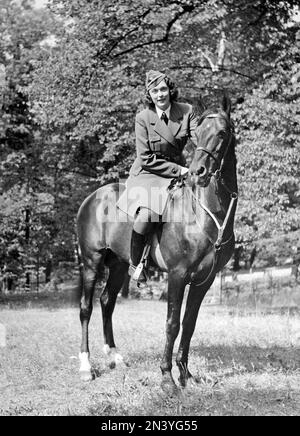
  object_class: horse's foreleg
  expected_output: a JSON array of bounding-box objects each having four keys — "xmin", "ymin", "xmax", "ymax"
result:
[
  {"xmin": 100, "ymin": 261, "xmax": 128, "ymax": 369},
  {"xmin": 79, "ymin": 258, "xmax": 99, "ymax": 381},
  {"xmin": 160, "ymin": 274, "xmax": 186, "ymax": 395},
  {"xmin": 176, "ymin": 281, "xmax": 211, "ymax": 388}
]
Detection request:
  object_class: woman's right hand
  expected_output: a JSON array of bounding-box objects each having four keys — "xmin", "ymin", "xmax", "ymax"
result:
[{"xmin": 180, "ymin": 167, "xmax": 189, "ymax": 177}]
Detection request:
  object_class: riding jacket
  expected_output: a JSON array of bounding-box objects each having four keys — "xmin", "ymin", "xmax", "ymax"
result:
[
  {"xmin": 129, "ymin": 101, "xmax": 198, "ymax": 178},
  {"xmin": 117, "ymin": 101, "xmax": 198, "ymax": 217}
]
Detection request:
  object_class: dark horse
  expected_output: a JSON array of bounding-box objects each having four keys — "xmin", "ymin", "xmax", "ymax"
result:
[{"xmin": 76, "ymin": 96, "xmax": 237, "ymax": 394}]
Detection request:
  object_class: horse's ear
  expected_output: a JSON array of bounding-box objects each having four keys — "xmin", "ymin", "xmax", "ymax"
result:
[
  {"xmin": 221, "ymin": 93, "xmax": 231, "ymax": 117},
  {"xmin": 198, "ymin": 95, "xmax": 207, "ymax": 112},
  {"xmin": 194, "ymin": 94, "xmax": 206, "ymax": 117}
]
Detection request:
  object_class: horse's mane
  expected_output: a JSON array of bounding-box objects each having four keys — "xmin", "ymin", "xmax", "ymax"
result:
[{"xmin": 196, "ymin": 108, "xmax": 231, "ymax": 127}]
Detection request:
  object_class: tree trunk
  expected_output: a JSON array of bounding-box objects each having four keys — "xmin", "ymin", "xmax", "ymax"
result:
[
  {"xmin": 233, "ymin": 246, "xmax": 242, "ymax": 271},
  {"xmin": 45, "ymin": 258, "xmax": 52, "ymax": 283},
  {"xmin": 25, "ymin": 207, "xmax": 31, "ymax": 291}
]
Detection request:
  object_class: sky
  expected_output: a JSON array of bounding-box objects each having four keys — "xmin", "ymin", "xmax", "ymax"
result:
[{"xmin": 33, "ymin": 0, "xmax": 48, "ymax": 8}]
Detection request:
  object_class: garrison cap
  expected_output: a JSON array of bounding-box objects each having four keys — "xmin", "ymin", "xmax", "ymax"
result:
[{"xmin": 146, "ymin": 70, "xmax": 166, "ymax": 91}]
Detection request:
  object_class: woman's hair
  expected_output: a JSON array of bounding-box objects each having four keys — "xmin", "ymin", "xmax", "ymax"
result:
[{"xmin": 144, "ymin": 76, "xmax": 179, "ymax": 108}]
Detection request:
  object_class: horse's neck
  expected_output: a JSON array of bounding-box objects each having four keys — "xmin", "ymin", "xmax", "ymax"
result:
[
  {"xmin": 207, "ymin": 140, "xmax": 237, "ymax": 210},
  {"xmin": 169, "ymin": 141, "xmax": 237, "ymax": 226},
  {"xmin": 192, "ymin": 179, "xmax": 229, "ymax": 220},
  {"xmin": 221, "ymin": 138, "xmax": 238, "ymax": 194}
]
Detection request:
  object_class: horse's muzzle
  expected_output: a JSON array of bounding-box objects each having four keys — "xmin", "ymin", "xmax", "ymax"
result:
[{"xmin": 190, "ymin": 167, "xmax": 210, "ymax": 187}]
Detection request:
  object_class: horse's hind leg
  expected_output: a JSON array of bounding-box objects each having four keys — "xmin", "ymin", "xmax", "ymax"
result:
[
  {"xmin": 79, "ymin": 251, "xmax": 103, "ymax": 381},
  {"xmin": 100, "ymin": 256, "xmax": 128, "ymax": 369}
]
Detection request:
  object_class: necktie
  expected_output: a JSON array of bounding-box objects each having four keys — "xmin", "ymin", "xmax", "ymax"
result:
[{"xmin": 161, "ymin": 112, "xmax": 168, "ymax": 125}]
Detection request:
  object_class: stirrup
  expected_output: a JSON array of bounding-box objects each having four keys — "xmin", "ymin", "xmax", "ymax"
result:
[
  {"xmin": 129, "ymin": 263, "xmax": 147, "ymax": 283},
  {"xmin": 133, "ymin": 262, "xmax": 144, "ymax": 281}
]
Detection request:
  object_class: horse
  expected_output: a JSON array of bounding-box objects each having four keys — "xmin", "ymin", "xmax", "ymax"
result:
[{"xmin": 76, "ymin": 95, "xmax": 238, "ymax": 394}]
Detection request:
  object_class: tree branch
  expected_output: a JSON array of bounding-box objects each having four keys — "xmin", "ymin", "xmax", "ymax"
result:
[
  {"xmin": 248, "ymin": 4, "xmax": 268, "ymax": 26},
  {"xmin": 197, "ymin": 31, "xmax": 228, "ymax": 73},
  {"xmin": 169, "ymin": 64, "xmax": 256, "ymax": 81},
  {"xmin": 113, "ymin": 4, "xmax": 195, "ymax": 58},
  {"xmin": 217, "ymin": 31, "xmax": 227, "ymax": 69},
  {"xmin": 60, "ymin": 167, "xmax": 98, "ymax": 179},
  {"xmin": 197, "ymin": 48, "xmax": 218, "ymax": 72},
  {"xmin": 106, "ymin": 9, "xmax": 152, "ymax": 57},
  {"xmin": 82, "ymin": 9, "xmax": 152, "ymax": 87}
]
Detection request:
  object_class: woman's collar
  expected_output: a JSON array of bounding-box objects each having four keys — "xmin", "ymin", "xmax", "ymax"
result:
[{"xmin": 155, "ymin": 104, "xmax": 171, "ymax": 119}]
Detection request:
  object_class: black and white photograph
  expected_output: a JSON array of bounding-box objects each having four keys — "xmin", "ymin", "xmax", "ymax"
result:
[{"xmin": 0, "ymin": 0, "xmax": 299, "ymax": 419}]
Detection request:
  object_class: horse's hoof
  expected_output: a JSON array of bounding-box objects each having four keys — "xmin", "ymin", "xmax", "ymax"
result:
[
  {"xmin": 178, "ymin": 367, "xmax": 195, "ymax": 388},
  {"xmin": 109, "ymin": 361, "xmax": 116, "ymax": 370},
  {"xmin": 108, "ymin": 355, "xmax": 126, "ymax": 370},
  {"xmin": 161, "ymin": 379, "xmax": 180, "ymax": 397},
  {"xmin": 80, "ymin": 370, "xmax": 94, "ymax": 382},
  {"xmin": 114, "ymin": 353, "xmax": 124, "ymax": 365},
  {"xmin": 178, "ymin": 375, "xmax": 192, "ymax": 388},
  {"xmin": 180, "ymin": 374, "xmax": 199, "ymax": 389},
  {"xmin": 103, "ymin": 346, "xmax": 125, "ymax": 369}
]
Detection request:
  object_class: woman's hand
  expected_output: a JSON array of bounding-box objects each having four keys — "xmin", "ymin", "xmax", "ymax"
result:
[{"xmin": 180, "ymin": 167, "xmax": 189, "ymax": 177}]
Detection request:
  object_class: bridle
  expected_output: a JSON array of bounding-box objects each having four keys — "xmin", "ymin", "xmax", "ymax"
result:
[{"xmin": 194, "ymin": 113, "xmax": 234, "ymax": 182}]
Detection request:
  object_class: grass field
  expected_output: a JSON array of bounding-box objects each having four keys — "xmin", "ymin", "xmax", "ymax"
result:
[{"xmin": 0, "ymin": 297, "xmax": 300, "ymax": 416}]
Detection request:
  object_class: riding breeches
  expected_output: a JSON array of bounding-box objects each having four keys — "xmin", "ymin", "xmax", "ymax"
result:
[{"xmin": 133, "ymin": 207, "xmax": 160, "ymax": 235}]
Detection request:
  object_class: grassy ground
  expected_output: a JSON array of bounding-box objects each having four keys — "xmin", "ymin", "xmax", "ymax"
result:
[{"xmin": 0, "ymin": 297, "xmax": 299, "ymax": 416}]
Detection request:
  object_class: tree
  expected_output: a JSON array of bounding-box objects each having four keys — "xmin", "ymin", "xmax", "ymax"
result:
[
  {"xmin": 235, "ymin": 26, "xmax": 300, "ymax": 247},
  {"xmin": 30, "ymin": 0, "xmax": 298, "ymax": 175},
  {"xmin": 1, "ymin": 0, "xmax": 299, "ymax": 286},
  {"xmin": 29, "ymin": 0, "xmax": 299, "ymax": 259},
  {"xmin": 0, "ymin": 0, "xmax": 60, "ymax": 288}
]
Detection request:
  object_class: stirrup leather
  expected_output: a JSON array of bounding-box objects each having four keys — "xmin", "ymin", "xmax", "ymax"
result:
[{"xmin": 130, "ymin": 240, "xmax": 151, "ymax": 282}]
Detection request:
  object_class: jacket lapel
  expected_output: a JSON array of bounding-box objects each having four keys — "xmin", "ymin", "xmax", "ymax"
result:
[
  {"xmin": 150, "ymin": 110, "xmax": 176, "ymax": 147},
  {"xmin": 150, "ymin": 103, "xmax": 183, "ymax": 148},
  {"xmin": 169, "ymin": 102, "xmax": 183, "ymax": 138}
]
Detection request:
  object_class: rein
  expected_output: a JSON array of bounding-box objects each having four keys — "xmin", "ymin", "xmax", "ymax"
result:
[
  {"xmin": 188, "ymin": 180, "xmax": 237, "ymax": 249},
  {"xmin": 187, "ymin": 178, "xmax": 237, "ymax": 288}
]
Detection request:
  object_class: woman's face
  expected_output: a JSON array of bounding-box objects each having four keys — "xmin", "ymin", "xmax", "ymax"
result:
[{"xmin": 149, "ymin": 80, "xmax": 170, "ymax": 111}]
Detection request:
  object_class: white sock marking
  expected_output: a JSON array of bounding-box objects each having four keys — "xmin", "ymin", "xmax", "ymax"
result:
[{"xmin": 79, "ymin": 352, "xmax": 91, "ymax": 372}]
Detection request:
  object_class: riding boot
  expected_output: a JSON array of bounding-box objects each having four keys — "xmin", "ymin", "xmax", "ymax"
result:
[{"xmin": 129, "ymin": 230, "xmax": 148, "ymax": 283}]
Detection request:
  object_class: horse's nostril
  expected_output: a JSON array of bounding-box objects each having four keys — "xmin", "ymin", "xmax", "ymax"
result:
[{"xmin": 197, "ymin": 166, "xmax": 207, "ymax": 177}]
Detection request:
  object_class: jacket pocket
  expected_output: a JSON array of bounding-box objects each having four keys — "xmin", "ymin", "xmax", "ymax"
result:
[
  {"xmin": 150, "ymin": 134, "xmax": 161, "ymax": 141},
  {"xmin": 149, "ymin": 135, "xmax": 161, "ymax": 151}
]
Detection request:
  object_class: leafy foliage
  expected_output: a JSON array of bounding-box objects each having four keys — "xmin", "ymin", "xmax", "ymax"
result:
[
  {"xmin": 235, "ymin": 29, "xmax": 300, "ymax": 243},
  {"xmin": 0, "ymin": 0, "xmax": 299, "ymax": 287}
]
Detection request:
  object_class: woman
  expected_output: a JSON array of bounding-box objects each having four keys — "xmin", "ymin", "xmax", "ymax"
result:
[{"xmin": 117, "ymin": 70, "xmax": 198, "ymax": 283}]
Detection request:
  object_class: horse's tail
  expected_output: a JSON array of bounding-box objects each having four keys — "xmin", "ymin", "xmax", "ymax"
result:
[{"xmin": 73, "ymin": 240, "xmax": 84, "ymax": 305}]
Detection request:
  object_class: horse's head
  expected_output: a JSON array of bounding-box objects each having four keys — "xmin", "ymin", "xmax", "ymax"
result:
[{"xmin": 189, "ymin": 96, "xmax": 234, "ymax": 187}]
